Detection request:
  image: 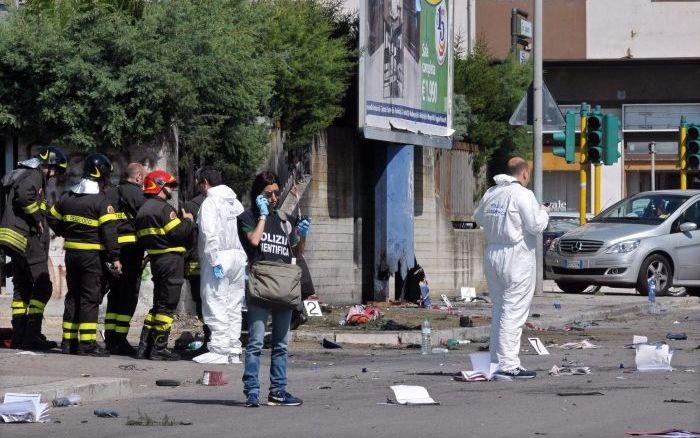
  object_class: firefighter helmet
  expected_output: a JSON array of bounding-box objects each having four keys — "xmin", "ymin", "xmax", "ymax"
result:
[
  {"xmin": 143, "ymin": 170, "xmax": 177, "ymax": 195},
  {"xmin": 82, "ymin": 153, "xmax": 113, "ymax": 182},
  {"xmin": 34, "ymin": 145, "xmax": 68, "ymax": 173}
]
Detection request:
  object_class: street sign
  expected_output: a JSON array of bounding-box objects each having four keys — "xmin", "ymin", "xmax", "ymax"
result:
[
  {"xmin": 518, "ymin": 50, "xmax": 530, "ymax": 63},
  {"xmin": 509, "ymin": 81, "xmax": 565, "ymax": 131},
  {"xmin": 516, "ymin": 18, "xmax": 532, "ymax": 38}
]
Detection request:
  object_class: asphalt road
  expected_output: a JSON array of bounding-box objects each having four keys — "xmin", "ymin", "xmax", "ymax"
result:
[{"xmin": 4, "ymin": 298, "xmax": 699, "ymax": 438}]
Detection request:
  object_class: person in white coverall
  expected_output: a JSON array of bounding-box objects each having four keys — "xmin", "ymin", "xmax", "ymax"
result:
[
  {"xmin": 193, "ymin": 167, "xmax": 247, "ymax": 364},
  {"xmin": 473, "ymin": 157, "xmax": 549, "ymax": 379}
]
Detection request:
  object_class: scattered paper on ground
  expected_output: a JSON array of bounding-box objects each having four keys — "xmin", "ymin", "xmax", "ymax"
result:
[
  {"xmin": 454, "ymin": 352, "xmax": 511, "ymax": 382},
  {"xmin": 635, "ymin": 343, "xmax": 674, "ymax": 372},
  {"xmin": 389, "ymin": 385, "xmax": 439, "ymax": 405},
  {"xmin": 625, "ymin": 429, "xmax": 700, "ymax": 437},
  {"xmin": 0, "ymin": 393, "xmax": 49, "ymax": 423},
  {"xmin": 559, "ymin": 340, "xmax": 599, "ymax": 349},
  {"xmin": 549, "ymin": 364, "xmax": 592, "ymax": 376},
  {"xmin": 528, "ymin": 337, "xmax": 550, "ymax": 355}
]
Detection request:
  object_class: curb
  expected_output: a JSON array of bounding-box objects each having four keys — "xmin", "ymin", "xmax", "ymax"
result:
[{"xmin": 1, "ymin": 377, "xmax": 132, "ymax": 404}]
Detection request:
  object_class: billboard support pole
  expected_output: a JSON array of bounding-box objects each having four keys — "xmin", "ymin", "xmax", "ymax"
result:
[{"xmin": 533, "ymin": 0, "xmax": 543, "ymax": 294}]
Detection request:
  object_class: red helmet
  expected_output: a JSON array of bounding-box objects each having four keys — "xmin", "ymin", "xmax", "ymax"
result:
[{"xmin": 143, "ymin": 170, "xmax": 177, "ymax": 195}]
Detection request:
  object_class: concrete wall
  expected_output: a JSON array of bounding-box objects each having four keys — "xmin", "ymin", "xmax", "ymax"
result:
[{"xmin": 586, "ymin": 0, "xmax": 700, "ymax": 59}]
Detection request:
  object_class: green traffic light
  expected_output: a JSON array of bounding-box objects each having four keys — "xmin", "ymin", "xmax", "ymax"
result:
[
  {"xmin": 588, "ymin": 146, "xmax": 603, "ymax": 163},
  {"xmin": 602, "ymin": 113, "xmax": 621, "ymax": 165},
  {"xmin": 586, "ymin": 111, "xmax": 604, "ymax": 163},
  {"xmin": 688, "ymin": 124, "xmax": 700, "ymax": 169},
  {"xmin": 552, "ymin": 111, "xmax": 576, "ymax": 164}
]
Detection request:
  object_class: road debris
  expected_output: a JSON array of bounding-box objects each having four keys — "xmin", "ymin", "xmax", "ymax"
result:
[
  {"xmin": 382, "ymin": 385, "xmax": 439, "ymax": 405},
  {"xmin": 156, "ymin": 379, "xmax": 182, "ymax": 387},
  {"xmin": 94, "ymin": 408, "xmax": 119, "ymax": 418},
  {"xmin": 321, "ymin": 338, "xmax": 342, "ymax": 349},
  {"xmin": 549, "ymin": 364, "xmax": 592, "ymax": 376},
  {"xmin": 557, "ymin": 391, "xmax": 603, "ymax": 396},
  {"xmin": 663, "ymin": 399, "xmax": 693, "ymax": 404},
  {"xmin": 559, "ymin": 340, "xmax": 599, "ymax": 350},
  {"xmin": 625, "ymin": 429, "xmax": 700, "ymax": 437},
  {"xmin": 52, "ymin": 394, "xmax": 80, "ymax": 407},
  {"xmin": 200, "ymin": 371, "xmax": 226, "ymax": 386},
  {"xmin": 666, "ymin": 333, "xmax": 688, "ymax": 341},
  {"xmin": 635, "ymin": 343, "xmax": 674, "ymax": 372},
  {"xmin": 126, "ymin": 410, "xmax": 189, "ymax": 426}
]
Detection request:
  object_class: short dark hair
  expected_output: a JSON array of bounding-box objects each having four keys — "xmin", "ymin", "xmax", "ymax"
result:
[
  {"xmin": 196, "ymin": 166, "xmax": 222, "ymax": 187},
  {"xmin": 250, "ymin": 171, "xmax": 280, "ymax": 204},
  {"xmin": 507, "ymin": 157, "xmax": 529, "ymax": 176}
]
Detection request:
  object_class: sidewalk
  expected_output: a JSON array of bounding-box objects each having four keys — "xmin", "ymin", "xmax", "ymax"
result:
[{"xmin": 1, "ymin": 285, "xmax": 698, "ymax": 405}]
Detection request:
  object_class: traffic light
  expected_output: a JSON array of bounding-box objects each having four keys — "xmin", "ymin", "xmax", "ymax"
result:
[
  {"xmin": 586, "ymin": 109, "xmax": 603, "ymax": 164},
  {"xmin": 688, "ymin": 123, "xmax": 700, "ymax": 169},
  {"xmin": 602, "ymin": 113, "xmax": 621, "ymax": 165},
  {"xmin": 552, "ymin": 111, "xmax": 576, "ymax": 164}
]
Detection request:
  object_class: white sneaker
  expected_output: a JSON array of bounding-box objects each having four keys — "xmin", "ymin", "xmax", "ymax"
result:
[
  {"xmin": 229, "ymin": 354, "xmax": 242, "ymax": 364},
  {"xmin": 192, "ymin": 352, "xmax": 229, "ymax": 364}
]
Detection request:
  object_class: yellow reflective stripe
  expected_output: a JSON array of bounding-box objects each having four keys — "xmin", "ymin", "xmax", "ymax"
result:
[
  {"xmin": 104, "ymin": 324, "xmax": 117, "ymax": 331},
  {"xmin": 114, "ymin": 326, "xmax": 129, "ymax": 334},
  {"xmin": 163, "ymin": 218, "xmax": 181, "ymax": 233},
  {"xmin": 63, "ymin": 214, "xmax": 99, "ymax": 227},
  {"xmin": 11, "ymin": 300, "xmax": 27, "ymax": 309},
  {"xmin": 78, "ymin": 322, "xmax": 98, "ymax": 331},
  {"xmin": 63, "ymin": 332, "xmax": 78, "ymax": 340},
  {"xmin": 28, "ymin": 299, "xmax": 45, "ymax": 310},
  {"xmin": 118, "ymin": 234, "xmax": 137, "ymax": 244},
  {"xmin": 0, "ymin": 234, "xmax": 26, "ymax": 252},
  {"xmin": 22, "ymin": 202, "xmax": 40, "ymax": 214},
  {"xmin": 64, "ymin": 241, "xmax": 105, "ymax": 250},
  {"xmin": 40, "ymin": 201, "xmax": 47, "ymax": 211},
  {"xmin": 49, "ymin": 205, "xmax": 63, "ymax": 220},
  {"xmin": 105, "ymin": 312, "xmax": 118, "ymax": 320},
  {"xmin": 154, "ymin": 314, "xmax": 174, "ymax": 324},
  {"xmin": 145, "ymin": 313, "xmax": 153, "ymax": 322},
  {"xmin": 98, "ymin": 213, "xmax": 117, "ymax": 224},
  {"xmin": 27, "ymin": 307, "xmax": 44, "ymax": 315},
  {"xmin": 79, "ymin": 333, "xmax": 97, "ymax": 341},
  {"xmin": 0, "ymin": 228, "xmax": 28, "ymax": 250},
  {"xmin": 114, "ymin": 212, "xmax": 128, "ymax": 220},
  {"xmin": 146, "ymin": 247, "xmax": 186, "ymax": 255},
  {"xmin": 136, "ymin": 227, "xmax": 165, "ymax": 237},
  {"xmin": 116, "ymin": 314, "xmax": 131, "ymax": 322},
  {"xmin": 12, "ymin": 308, "xmax": 26, "ymax": 316},
  {"xmin": 63, "ymin": 321, "xmax": 79, "ymax": 330}
]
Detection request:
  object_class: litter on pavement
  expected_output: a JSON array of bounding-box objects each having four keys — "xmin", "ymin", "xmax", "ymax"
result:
[
  {"xmin": 666, "ymin": 333, "xmax": 688, "ymax": 341},
  {"xmin": 528, "ymin": 337, "xmax": 550, "ymax": 355},
  {"xmin": 385, "ymin": 385, "xmax": 439, "ymax": 405},
  {"xmin": 559, "ymin": 340, "xmax": 599, "ymax": 349},
  {"xmin": 549, "ymin": 364, "xmax": 592, "ymax": 376},
  {"xmin": 564, "ymin": 320, "xmax": 599, "ymax": 331},
  {"xmin": 321, "ymin": 338, "xmax": 342, "ymax": 349},
  {"xmin": 454, "ymin": 352, "xmax": 512, "ymax": 382},
  {"xmin": 93, "ymin": 408, "xmax": 119, "ymax": 418},
  {"xmin": 200, "ymin": 371, "xmax": 226, "ymax": 386},
  {"xmin": 625, "ymin": 429, "xmax": 700, "ymax": 437},
  {"xmin": 663, "ymin": 399, "xmax": 693, "ymax": 404},
  {"xmin": 557, "ymin": 391, "xmax": 604, "ymax": 396},
  {"xmin": 0, "ymin": 393, "xmax": 49, "ymax": 423},
  {"xmin": 51, "ymin": 394, "xmax": 81, "ymax": 407},
  {"xmin": 635, "ymin": 343, "xmax": 674, "ymax": 372},
  {"xmin": 345, "ymin": 305, "xmax": 383, "ymax": 325}
]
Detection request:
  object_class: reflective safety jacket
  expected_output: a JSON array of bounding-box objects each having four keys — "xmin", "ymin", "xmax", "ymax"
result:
[
  {"xmin": 135, "ymin": 196, "xmax": 194, "ymax": 256},
  {"xmin": 104, "ymin": 180, "xmax": 145, "ymax": 246},
  {"xmin": 0, "ymin": 166, "xmax": 49, "ymax": 262},
  {"xmin": 48, "ymin": 191, "xmax": 120, "ymax": 261}
]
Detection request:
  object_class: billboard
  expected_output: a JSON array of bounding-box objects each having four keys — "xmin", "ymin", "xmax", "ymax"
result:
[{"xmin": 359, "ymin": 0, "xmax": 454, "ymax": 148}]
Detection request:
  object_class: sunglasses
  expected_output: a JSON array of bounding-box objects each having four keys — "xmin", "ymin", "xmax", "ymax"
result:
[{"xmin": 263, "ymin": 190, "xmax": 280, "ymax": 198}]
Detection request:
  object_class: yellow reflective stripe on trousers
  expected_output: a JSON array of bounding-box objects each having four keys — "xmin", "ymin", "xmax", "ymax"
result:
[
  {"xmin": 79, "ymin": 333, "xmax": 97, "ymax": 341},
  {"xmin": 49, "ymin": 205, "xmax": 63, "ymax": 220},
  {"xmin": 12, "ymin": 299, "xmax": 26, "ymax": 316},
  {"xmin": 63, "ymin": 214, "xmax": 99, "ymax": 227},
  {"xmin": 143, "ymin": 313, "xmax": 154, "ymax": 329},
  {"xmin": 104, "ymin": 324, "xmax": 117, "ymax": 331},
  {"xmin": 64, "ymin": 241, "xmax": 105, "ymax": 250},
  {"xmin": 22, "ymin": 202, "xmax": 40, "ymax": 214},
  {"xmin": 63, "ymin": 321, "xmax": 79, "ymax": 330},
  {"xmin": 63, "ymin": 332, "xmax": 78, "ymax": 340},
  {"xmin": 99, "ymin": 213, "xmax": 117, "ymax": 224},
  {"xmin": 105, "ymin": 312, "xmax": 118, "ymax": 321},
  {"xmin": 28, "ymin": 299, "xmax": 46, "ymax": 310},
  {"xmin": 146, "ymin": 247, "xmax": 186, "ymax": 255},
  {"xmin": 116, "ymin": 314, "xmax": 131, "ymax": 322},
  {"xmin": 78, "ymin": 322, "xmax": 98, "ymax": 331},
  {"xmin": 118, "ymin": 234, "xmax": 137, "ymax": 244},
  {"xmin": 40, "ymin": 201, "xmax": 47, "ymax": 211},
  {"xmin": 154, "ymin": 313, "xmax": 173, "ymax": 330},
  {"xmin": 115, "ymin": 326, "xmax": 130, "ymax": 334}
]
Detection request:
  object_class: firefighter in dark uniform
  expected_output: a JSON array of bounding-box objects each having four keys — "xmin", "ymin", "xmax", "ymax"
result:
[
  {"xmin": 135, "ymin": 170, "xmax": 194, "ymax": 361},
  {"xmin": 182, "ymin": 169, "xmax": 208, "ymax": 349},
  {"xmin": 48, "ymin": 153, "xmax": 120, "ymax": 357},
  {"xmin": 0, "ymin": 146, "xmax": 67, "ymax": 350},
  {"xmin": 103, "ymin": 162, "xmax": 146, "ymax": 355}
]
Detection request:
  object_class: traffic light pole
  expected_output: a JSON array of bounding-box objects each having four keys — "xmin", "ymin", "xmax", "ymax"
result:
[
  {"xmin": 594, "ymin": 164, "xmax": 601, "ymax": 214},
  {"xmin": 680, "ymin": 116, "xmax": 687, "ymax": 190},
  {"xmin": 533, "ymin": 0, "xmax": 543, "ymax": 295},
  {"xmin": 579, "ymin": 104, "xmax": 589, "ymax": 224}
]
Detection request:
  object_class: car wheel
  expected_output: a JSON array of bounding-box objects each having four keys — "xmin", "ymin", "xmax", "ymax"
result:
[
  {"xmin": 555, "ymin": 281, "xmax": 593, "ymax": 294},
  {"xmin": 636, "ymin": 254, "xmax": 672, "ymax": 296}
]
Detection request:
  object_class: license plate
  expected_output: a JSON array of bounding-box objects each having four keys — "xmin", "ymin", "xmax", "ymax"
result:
[{"xmin": 565, "ymin": 259, "xmax": 584, "ymax": 269}]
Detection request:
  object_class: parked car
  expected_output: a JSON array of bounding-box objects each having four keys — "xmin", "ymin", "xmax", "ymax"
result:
[{"xmin": 545, "ymin": 190, "xmax": 700, "ymax": 297}]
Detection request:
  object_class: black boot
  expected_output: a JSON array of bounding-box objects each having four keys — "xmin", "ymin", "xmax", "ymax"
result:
[
  {"xmin": 135, "ymin": 326, "xmax": 153, "ymax": 359},
  {"xmin": 61, "ymin": 339, "xmax": 78, "ymax": 355},
  {"xmin": 21, "ymin": 315, "xmax": 57, "ymax": 350},
  {"xmin": 77, "ymin": 341, "xmax": 110, "ymax": 357},
  {"xmin": 10, "ymin": 315, "xmax": 27, "ymax": 349},
  {"xmin": 203, "ymin": 324, "xmax": 211, "ymax": 344},
  {"xmin": 104, "ymin": 330, "xmax": 115, "ymax": 351},
  {"xmin": 149, "ymin": 329, "xmax": 180, "ymax": 361},
  {"xmin": 109, "ymin": 333, "xmax": 137, "ymax": 356}
]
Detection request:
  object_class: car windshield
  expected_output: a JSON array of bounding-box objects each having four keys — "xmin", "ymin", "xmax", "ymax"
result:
[
  {"xmin": 591, "ymin": 194, "xmax": 690, "ymax": 224},
  {"xmin": 546, "ymin": 217, "xmax": 580, "ymax": 233}
]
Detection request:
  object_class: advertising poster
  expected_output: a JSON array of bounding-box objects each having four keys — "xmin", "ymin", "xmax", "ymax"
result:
[{"xmin": 359, "ymin": 0, "xmax": 454, "ymax": 147}]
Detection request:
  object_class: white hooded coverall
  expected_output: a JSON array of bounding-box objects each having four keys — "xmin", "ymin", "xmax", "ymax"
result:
[
  {"xmin": 474, "ymin": 174, "xmax": 548, "ymax": 372},
  {"xmin": 197, "ymin": 184, "xmax": 247, "ymax": 360}
]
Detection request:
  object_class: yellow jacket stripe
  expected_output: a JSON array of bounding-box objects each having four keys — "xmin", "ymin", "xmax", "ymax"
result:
[
  {"xmin": 136, "ymin": 218, "xmax": 182, "ymax": 238},
  {"xmin": 22, "ymin": 202, "xmax": 40, "ymax": 214},
  {"xmin": 49, "ymin": 205, "xmax": 63, "ymax": 220},
  {"xmin": 99, "ymin": 213, "xmax": 117, "ymax": 224},
  {"xmin": 63, "ymin": 214, "xmax": 99, "ymax": 227},
  {"xmin": 146, "ymin": 247, "xmax": 186, "ymax": 255},
  {"xmin": 118, "ymin": 234, "xmax": 137, "ymax": 244},
  {"xmin": 64, "ymin": 241, "xmax": 105, "ymax": 251}
]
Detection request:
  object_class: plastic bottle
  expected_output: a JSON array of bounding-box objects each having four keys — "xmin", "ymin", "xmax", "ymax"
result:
[
  {"xmin": 421, "ymin": 317, "xmax": 431, "ymax": 355},
  {"xmin": 648, "ymin": 277, "xmax": 658, "ymax": 315}
]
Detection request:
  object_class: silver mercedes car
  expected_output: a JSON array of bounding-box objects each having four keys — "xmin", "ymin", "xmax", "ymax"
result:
[{"xmin": 545, "ymin": 190, "xmax": 700, "ymax": 297}]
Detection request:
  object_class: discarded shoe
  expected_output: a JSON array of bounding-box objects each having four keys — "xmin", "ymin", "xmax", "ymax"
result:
[
  {"xmin": 267, "ymin": 390, "xmax": 303, "ymax": 406},
  {"xmin": 192, "ymin": 352, "xmax": 229, "ymax": 364},
  {"xmin": 494, "ymin": 367, "xmax": 536, "ymax": 379}
]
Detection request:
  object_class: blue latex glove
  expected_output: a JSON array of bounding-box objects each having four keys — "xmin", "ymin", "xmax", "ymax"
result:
[
  {"xmin": 213, "ymin": 265, "xmax": 225, "ymax": 279},
  {"xmin": 255, "ymin": 195, "xmax": 269, "ymax": 216},
  {"xmin": 297, "ymin": 218, "xmax": 311, "ymax": 238}
]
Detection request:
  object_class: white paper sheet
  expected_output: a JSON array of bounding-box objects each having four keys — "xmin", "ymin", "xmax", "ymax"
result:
[
  {"xmin": 390, "ymin": 385, "xmax": 438, "ymax": 405},
  {"xmin": 635, "ymin": 343, "xmax": 673, "ymax": 372}
]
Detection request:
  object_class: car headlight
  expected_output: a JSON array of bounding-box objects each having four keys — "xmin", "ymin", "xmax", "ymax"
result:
[
  {"xmin": 549, "ymin": 238, "xmax": 560, "ymax": 254},
  {"xmin": 604, "ymin": 239, "xmax": 640, "ymax": 254}
]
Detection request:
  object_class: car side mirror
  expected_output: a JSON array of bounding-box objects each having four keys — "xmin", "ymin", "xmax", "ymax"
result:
[{"xmin": 679, "ymin": 221, "xmax": 697, "ymax": 233}]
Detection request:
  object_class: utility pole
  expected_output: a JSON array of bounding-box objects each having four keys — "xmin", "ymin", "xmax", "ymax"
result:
[
  {"xmin": 649, "ymin": 141, "xmax": 656, "ymax": 191},
  {"xmin": 533, "ymin": 0, "xmax": 543, "ymax": 294},
  {"xmin": 680, "ymin": 117, "xmax": 687, "ymax": 190},
  {"xmin": 579, "ymin": 104, "xmax": 589, "ymax": 225}
]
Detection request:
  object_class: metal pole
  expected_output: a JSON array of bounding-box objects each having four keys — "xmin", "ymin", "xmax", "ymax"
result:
[
  {"xmin": 680, "ymin": 117, "xmax": 687, "ymax": 190},
  {"xmin": 533, "ymin": 0, "xmax": 543, "ymax": 294},
  {"xmin": 594, "ymin": 164, "xmax": 601, "ymax": 214},
  {"xmin": 580, "ymin": 103, "xmax": 589, "ymax": 225},
  {"xmin": 649, "ymin": 142, "xmax": 656, "ymax": 191}
]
